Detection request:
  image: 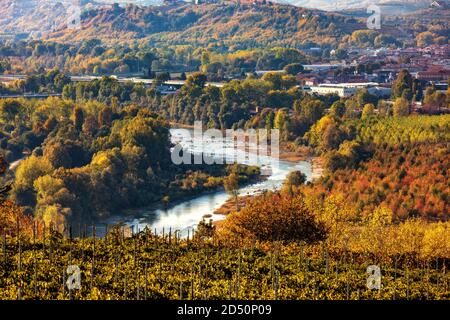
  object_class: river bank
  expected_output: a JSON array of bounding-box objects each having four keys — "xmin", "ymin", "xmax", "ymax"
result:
[
  {"xmin": 100, "ymin": 128, "xmax": 314, "ymax": 236},
  {"xmin": 169, "ymin": 122, "xmax": 195, "ymax": 129},
  {"xmin": 107, "ymin": 164, "xmax": 264, "ymax": 220},
  {"xmin": 212, "ymin": 149, "xmax": 324, "ymax": 217}
]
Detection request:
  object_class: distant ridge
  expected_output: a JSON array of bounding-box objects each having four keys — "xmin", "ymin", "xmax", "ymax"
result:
[{"xmin": 0, "ymin": 0, "xmax": 447, "ymax": 48}]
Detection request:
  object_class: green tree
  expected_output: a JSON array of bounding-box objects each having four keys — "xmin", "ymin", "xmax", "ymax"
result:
[
  {"xmin": 329, "ymin": 100, "xmax": 346, "ymax": 119},
  {"xmin": 153, "ymin": 72, "xmax": 170, "ymax": 87},
  {"xmin": 186, "ymin": 72, "xmax": 207, "ymax": 89},
  {"xmin": 72, "ymin": 107, "xmax": 84, "ymax": 131},
  {"xmin": 283, "ymin": 63, "xmax": 304, "ymax": 75},
  {"xmin": 393, "ymin": 97, "xmax": 410, "ymax": 117},
  {"xmin": 333, "ymin": 48, "xmax": 348, "ymax": 59},
  {"xmin": 13, "ymin": 156, "xmax": 54, "ymax": 206},
  {"xmin": 283, "ymin": 170, "xmax": 307, "ymax": 194},
  {"xmin": 0, "ymin": 99, "xmax": 22, "ymax": 124},
  {"xmin": 344, "ymin": 99, "xmax": 359, "ymax": 119},
  {"xmin": 262, "ymin": 72, "xmax": 283, "ymax": 90},
  {"xmin": 392, "ymin": 70, "xmax": 412, "ymax": 100},
  {"xmin": 224, "ymin": 172, "xmax": 239, "ymax": 212},
  {"xmin": 294, "ymin": 99, "xmax": 325, "ymax": 123},
  {"xmin": 361, "ymin": 103, "xmax": 375, "ymax": 119}
]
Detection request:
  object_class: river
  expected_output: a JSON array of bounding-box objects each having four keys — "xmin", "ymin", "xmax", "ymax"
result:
[{"xmin": 102, "ymin": 128, "xmax": 313, "ymax": 236}]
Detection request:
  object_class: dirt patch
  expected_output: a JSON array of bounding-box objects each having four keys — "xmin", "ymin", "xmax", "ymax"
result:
[
  {"xmin": 278, "ymin": 144, "xmax": 312, "ymax": 163},
  {"xmin": 311, "ymin": 156, "xmax": 325, "ymax": 181},
  {"xmin": 213, "ymin": 195, "xmax": 254, "ymax": 216}
]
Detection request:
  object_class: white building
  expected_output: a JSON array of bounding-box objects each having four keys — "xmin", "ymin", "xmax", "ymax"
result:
[
  {"xmin": 303, "ymin": 64, "xmax": 341, "ymax": 72},
  {"xmin": 309, "ymin": 82, "xmax": 383, "ymax": 98},
  {"xmin": 309, "ymin": 85, "xmax": 355, "ymax": 97}
]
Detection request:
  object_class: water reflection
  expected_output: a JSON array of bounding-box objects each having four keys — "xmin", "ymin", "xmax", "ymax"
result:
[{"xmin": 101, "ymin": 129, "xmax": 312, "ymax": 237}]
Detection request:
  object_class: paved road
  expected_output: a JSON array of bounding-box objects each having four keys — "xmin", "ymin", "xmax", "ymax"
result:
[
  {"xmin": 0, "ymin": 93, "xmax": 62, "ymax": 99},
  {"xmin": 0, "ymin": 74, "xmax": 226, "ymax": 88}
]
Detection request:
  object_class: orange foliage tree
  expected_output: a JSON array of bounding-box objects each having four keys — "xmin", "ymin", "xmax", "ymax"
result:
[
  {"xmin": 0, "ymin": 155, "xmax": 33, "ymax": 237},
  {"xmin": 218, "ymin": 192, "xmax": 327, "ymax": 244}
]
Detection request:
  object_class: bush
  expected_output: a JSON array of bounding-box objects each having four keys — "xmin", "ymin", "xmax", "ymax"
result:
[{"xmin": 219, "ymin": 193, "xmax": 327, "ymax": 244}]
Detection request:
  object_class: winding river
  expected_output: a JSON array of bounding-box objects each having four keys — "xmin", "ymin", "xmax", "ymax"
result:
[{"xmin": 103, "ymin": 128, "xmax": 313, "ymax": 236}]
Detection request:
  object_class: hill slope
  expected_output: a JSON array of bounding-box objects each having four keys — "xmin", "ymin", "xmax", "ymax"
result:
[
  {"xmin": 1, "ymin": 1, "xmax": 365, "ymax": 47},
  {"xmin": 1, "ymin": 1, "xmax": 448, "ymax": 49}
]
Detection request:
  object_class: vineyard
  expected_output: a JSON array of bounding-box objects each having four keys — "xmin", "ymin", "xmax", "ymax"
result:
[
  {"xmin": 0, "ymin": 225, "xmax": 448, "ymax": 300},
  {"xmin": 352, "ymin": 115, "xmax": 450, "ymax": 146}
]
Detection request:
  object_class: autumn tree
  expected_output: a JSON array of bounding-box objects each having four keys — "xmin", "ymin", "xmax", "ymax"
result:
[
  {"xmin": 220, "ymin": 193, "xmax": 327, "ymax": 243},
  {"xmin": 377, "ymin": 100, "xmax": 391, "ymax": 116},
  {"xmin": 361, "ymin": 103, "xmax": 375, "ymax": 119},
  {"xmin": 0, "ymin": 154, "xmax": 33, "ymax": 236},
  {"xmin": 98, "ymin": 106, "xmax": 113, "ymax": 127},
  {"xmin": 43, "ymin": 139, "xmax": 86, "ymax": 169},
  {"xmin": 0, "ymin": 155, "xmax": 11, "ymax": 202},
  {"xmin": 282, "ymin": 170, "xmax": 307, "ymax": 194},
  {"xmin": 283, "ymin": 63, "xmax": 304, "ymax": 75},
  {"xmin": 82, "ymin": 115, "xmax": 99, "ymax": 136},
  {"xmin": 224, "ymin": 172, "xmax": 239, "ymax": 212},
  {"xmin": 416, "ymin": 31, "xmax": 435, "ymax": 47},
  {"xmin": 71, "ymin": 107, "xmax": 84, "ymax": 131},
  {"xmin": 393, "ymin": 97, "xmax": 410, "ymax": 117},
  {"xmin": 392, "ymin": 70, "xmax": 413, "ymax": 100},
  {"xmin": 12, "ymin": 156, "xmax": 54, "ymax": 206},
  {"xmin": 423, "ymin": 90, "xmax": 447, "ymax": 114}
]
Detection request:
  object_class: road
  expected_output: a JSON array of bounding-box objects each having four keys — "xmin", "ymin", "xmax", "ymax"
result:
[
  {"xmin": 0, "ymin": 74, "xmax": 226, "ymax": 88},
  {"xmin": 0, "ymin": 93, "xmax": 62, "ymax": 99}
]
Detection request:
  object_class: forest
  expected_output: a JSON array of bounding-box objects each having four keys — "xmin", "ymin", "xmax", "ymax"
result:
[
  {"xmin": 0, "ymin": 91, "xmax": 261, "ymax": 228},
  {"xmin": 0, "ymin": 32, "xmax": 449, "ymax": 299}
]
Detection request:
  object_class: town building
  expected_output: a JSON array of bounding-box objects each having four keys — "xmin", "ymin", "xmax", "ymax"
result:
[
  {"xmin": 416, "ymin": 69, "xmax": 450, "ymax": 82},
  {"xmin": 308, "ymin": 82, "xmax": 389, "ymax": 98}
]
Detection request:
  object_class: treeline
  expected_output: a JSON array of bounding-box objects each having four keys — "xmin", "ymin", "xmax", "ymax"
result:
[
  {"xmin": 0, "ymin": 39, "xmax": 183, "ymax": 77},
  {"xmin": 0, "ymin": 38, "xmax": 313, "ymax": 81},
  {"xmin": 3, "ymin": 69, "xmax": 448, "ymax": 147},
  {"xmin": 61, "ymin": 70, "xmax": 448, "ymax": 143},
  {"xmin": 0, "ymin": 96, "xmax": 260, "ymax": 227},
  {"xmin": 140, "ymin": 73, "xmax": 382, "ymax": 139},
  {"xmin": 1, "ymin": 69, "xmax": 71, "ymax": 95},
  {"xmin": 0, "ymin": 3, "xmax": 447, "ymax": 81}
]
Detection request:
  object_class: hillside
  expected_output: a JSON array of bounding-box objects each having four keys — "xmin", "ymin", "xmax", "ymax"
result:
[
  {"xmin": 1, "ymin": 1, "xmax": 365, "ymax": 48},
  {"xmin": 1, "ymin": 1, "xmax": 447, "ymax": 49},
  {"xmin": 0, "ymin": 0, "xmax": 89, "ymax": 36}
]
